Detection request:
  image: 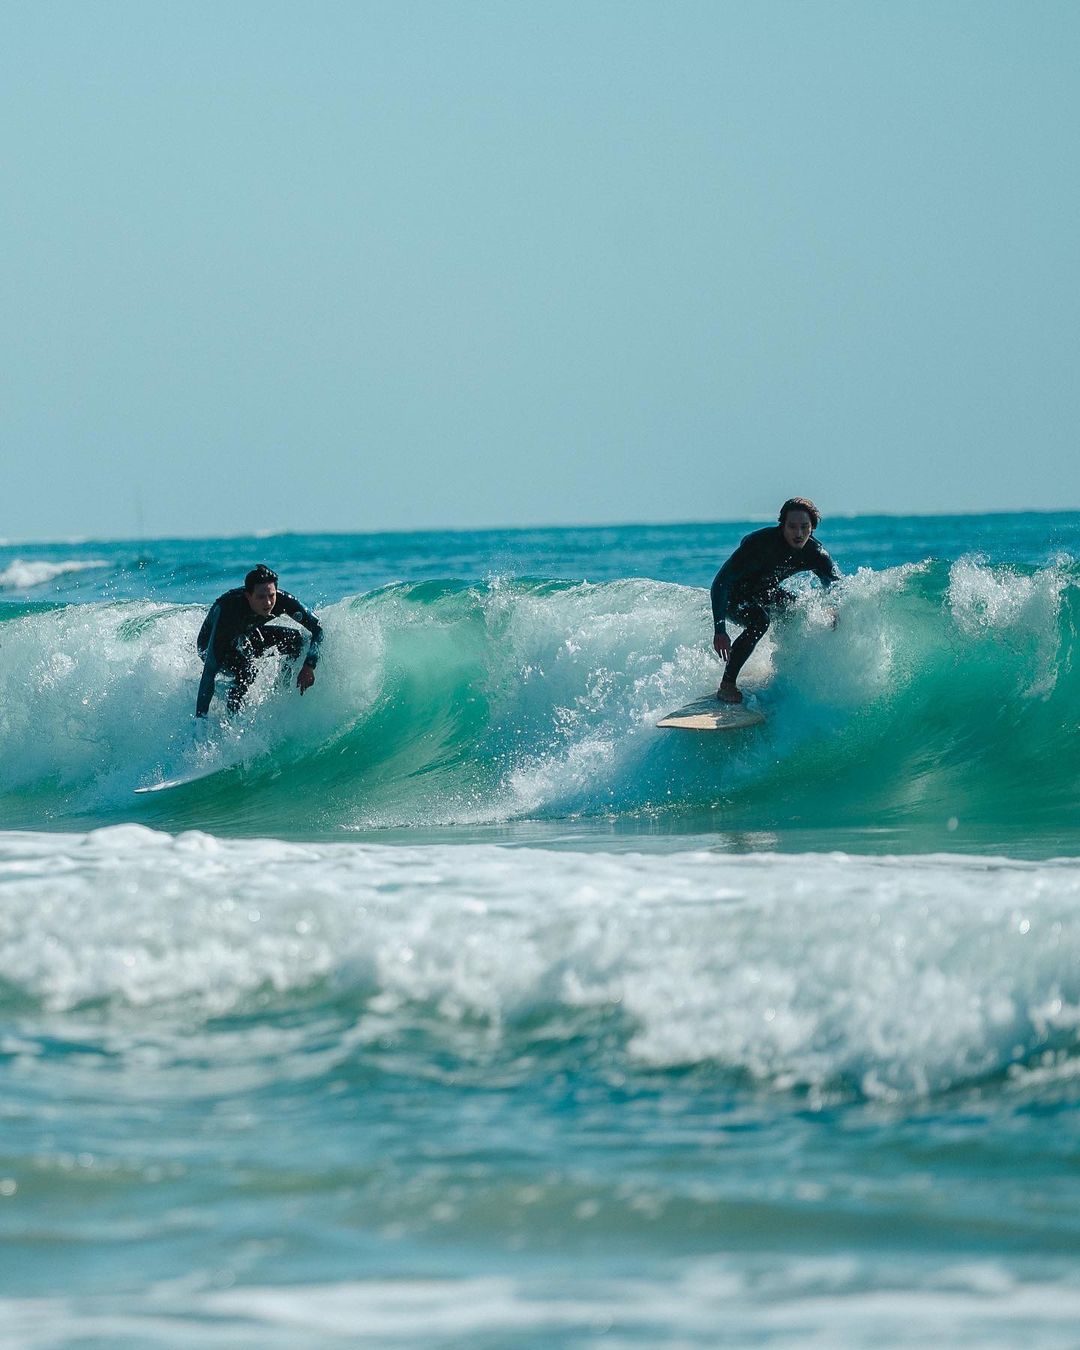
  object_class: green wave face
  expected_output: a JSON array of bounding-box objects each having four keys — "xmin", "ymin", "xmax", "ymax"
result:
[{"xmin": 0, "ymin": 560, "xmax": 1077, "ymax": 848}]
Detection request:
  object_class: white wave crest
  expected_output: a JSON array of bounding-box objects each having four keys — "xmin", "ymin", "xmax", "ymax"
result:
[{"xmin": 0, "ymin": 558, "xmax": 109, "ymax": 590}]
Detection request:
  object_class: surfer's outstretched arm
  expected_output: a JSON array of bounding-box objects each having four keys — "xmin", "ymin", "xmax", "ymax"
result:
[
  {"xmin": 711, "ymin": 541, "xmax": 757, "ymax": 662},
  {"xmin": 195, "ymin": 654, "xmax": 218, "ymax": 718},
  {"xmin": 279, "ymin": 595, "xmax": 323, "ymax": 658},
  {"xmin": 195, "ymin": 602, "xmax": 222, "ymax": 717},
  {"xmin": 277, "ymin": 592, "xmax": 323, "ymax": 695}
]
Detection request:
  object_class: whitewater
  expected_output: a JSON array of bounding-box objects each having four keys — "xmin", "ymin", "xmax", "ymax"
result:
[{"xmin": 2, "ymin": 513, "xmax": 1080, "ymax": 1347}]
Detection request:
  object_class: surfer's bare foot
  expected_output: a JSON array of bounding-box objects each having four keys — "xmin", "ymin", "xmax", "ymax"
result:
[{"xmin": 717, "ymin": 682, "xmax": 743, "ymax": 704}]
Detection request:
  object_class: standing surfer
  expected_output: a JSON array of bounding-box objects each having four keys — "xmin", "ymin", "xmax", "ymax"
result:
[
  {"xmin": 711, "ymin": 498, "xmax": 839, "ymax": 703},
  {"xmin": 195, "ymin": 565, "xmax": 323, "ymax": 717}
]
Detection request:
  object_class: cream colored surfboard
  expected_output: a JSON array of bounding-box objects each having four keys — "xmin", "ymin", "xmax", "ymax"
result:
[{"xmin": 656, "ymin": 697, "xmax": 766, "ymax": 731}]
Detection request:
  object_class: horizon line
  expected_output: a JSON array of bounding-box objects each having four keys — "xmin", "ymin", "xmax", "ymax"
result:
[{"xmin": 4, "ymin": 504, "xmax": 1078, "ymax": 550}]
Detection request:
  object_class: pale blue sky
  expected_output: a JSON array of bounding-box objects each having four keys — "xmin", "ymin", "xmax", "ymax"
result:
[{"xmin": 4, "ymin": 1, "xmax": 1079, "ymax": 539}]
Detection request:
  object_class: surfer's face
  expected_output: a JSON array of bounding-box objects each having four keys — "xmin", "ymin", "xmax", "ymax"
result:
[
  {"xmin": 246, "ymin": 582, "xmax": 278, "ymax": 616},
  {"xmin": 782, "ymin": 511, "xmax": 813, "ymax": 549}
]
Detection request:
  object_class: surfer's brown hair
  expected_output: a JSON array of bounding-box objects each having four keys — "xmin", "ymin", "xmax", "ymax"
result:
[
  {"xmin": 778, "ymin": 498, "xmax": 821, "ymax": 529},
  {"xmin": 245, "ymin": 564, "xmax": 279, "ymax": 591}
]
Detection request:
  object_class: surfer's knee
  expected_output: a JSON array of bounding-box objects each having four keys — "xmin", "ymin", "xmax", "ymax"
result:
[
  {"xmin": 736, "ymin": 606, "xmax": 770, "ymax": 642},
  {"xmin": 278, "ymin": 629, "xmax": 303, "ymax": 660}
]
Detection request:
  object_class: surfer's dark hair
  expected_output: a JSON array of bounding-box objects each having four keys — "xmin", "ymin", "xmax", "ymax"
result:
[
  {"xmin": 244, "ymin": 565, "xmax": 279, "ymax": 591},
  {"xmin": 778, "ymin": 498, "xmax": 821, "ymax": 529}
]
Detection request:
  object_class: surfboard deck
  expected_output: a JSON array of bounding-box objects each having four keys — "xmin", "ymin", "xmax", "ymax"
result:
[{"xmin": 656, "ymin": 697, "xmax": 766, "ymax": 731}]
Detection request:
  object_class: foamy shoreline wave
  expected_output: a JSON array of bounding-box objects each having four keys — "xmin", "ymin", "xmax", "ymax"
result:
[
  {"xmin": 3, "ymin": 825, "xmax": 1079, "ymax": 1099},
  {"xmin": 4, "ymin": 1259, "xmax": 1080, "ymax": 1349}
]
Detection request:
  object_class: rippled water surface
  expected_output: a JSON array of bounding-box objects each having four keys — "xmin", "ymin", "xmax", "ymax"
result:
[{"xmin": 3, "ymin": 514, "xmax": 1080, "ymax": 1345}]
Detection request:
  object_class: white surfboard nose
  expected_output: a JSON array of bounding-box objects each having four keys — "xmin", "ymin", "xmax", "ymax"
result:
[{"xmin": 656, "ymin": 697, "xmax": 766, "ymax": 731}]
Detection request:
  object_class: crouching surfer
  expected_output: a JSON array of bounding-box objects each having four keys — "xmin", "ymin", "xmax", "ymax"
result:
[
  {"xmin": 710, "ymin": 497, "xmax": 840, "ymax": 704},
  {"xmin": 195, "ymin": 565, "xmax": 323, "ymax": 718}
]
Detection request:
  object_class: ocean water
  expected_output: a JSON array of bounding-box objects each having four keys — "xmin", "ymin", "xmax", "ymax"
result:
[{"xmin": 2, "ymin": 513, "xmax": 1080, "ymax": 1347}]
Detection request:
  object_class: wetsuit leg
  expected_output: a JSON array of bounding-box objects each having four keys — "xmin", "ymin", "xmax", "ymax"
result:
[
  {"xmin": 724, "ymin": 603, "xmax": 770, "ymax": 683},
  {"xmin": 222, "ymin": 647, "xmax": 257, "ymax": 714},
  {"xmin": 222, "ymin": 628, "xmax": 305, "ymax": 713},
  {"xmin": 724, "ymin": 590, "xmax": 796, "ymax": 684},
  {"xmin": 264, "ymin": 628, "xmax": 304, "ymax": 686},
  {"xmin": 257, "ymin": 627, "xmax": 303, "ymax": 663}
]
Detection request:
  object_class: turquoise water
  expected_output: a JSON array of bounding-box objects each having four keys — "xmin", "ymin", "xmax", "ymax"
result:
[{"xmin": 2, "ymin": 514, "xmax": 1080, "ymax": 1345}]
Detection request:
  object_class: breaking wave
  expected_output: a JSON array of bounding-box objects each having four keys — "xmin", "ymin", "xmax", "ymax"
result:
[{"xmin": 0, "ymin": 557, "xmax": 1077, "ymax": 839}]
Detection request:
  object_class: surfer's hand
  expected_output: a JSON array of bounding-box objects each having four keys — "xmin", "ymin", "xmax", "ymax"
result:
[
  {"xmin": 297, "ymin": 663, "xmax": 316, "ymax": 695},
  {"xmin": 713, "ymin": 630, "xmax": 731, "ymax": 661}
]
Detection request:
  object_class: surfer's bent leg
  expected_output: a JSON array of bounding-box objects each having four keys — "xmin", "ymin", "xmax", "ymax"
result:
[
  {"xmin": 723, "ymin": 589, "xmax": 797, "ymax": 689},
  {"xmin": 263, "ymin": 628, "xmax": 304, "ymax": 686},
  {"xmin": 222, "ymin": 628, "xmax": 305, "ymax": 713},
  {"xmin": 222, "ymin": 646, "xmax": 257, "ymax": 714},
  {"xmin": 256, "ymin": 627, "xmax": 303, "ymax": 661},
  {"xmin": 723, "ymin": 603, "xmax": 771, "ymax": 684}
]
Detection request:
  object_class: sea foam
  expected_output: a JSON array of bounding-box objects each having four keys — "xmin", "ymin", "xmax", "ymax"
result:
[{"xmin": 2, "ymin": 827, "xmax": 1079, "ymax": 1100}]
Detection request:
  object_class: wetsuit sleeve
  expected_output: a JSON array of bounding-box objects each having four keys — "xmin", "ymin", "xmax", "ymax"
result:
[
  {"xmin": 196, "ymin": 605, "xmax": 215, "ymax": 659},
  {"xmin": 195, "ymin": 603, "xmax": 222, "ymax": 718},
  {"xmin": 710, "ymin": 568, "xmax": 732, "ymax": 631},
  {"xmin": 710, "ymin": 537, "xmax": 757, "ymax": 630},
  {"xmin": 279, "ymin": 594, "xmax": 324, "ymax": 667},
  {"xmin": 812, "ymin": 545, "xmax": 840, "ymax": 588}
]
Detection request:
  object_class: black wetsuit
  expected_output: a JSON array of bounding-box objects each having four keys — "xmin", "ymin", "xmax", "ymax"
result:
[
  {"xmin": 195, "ymin": 588, "xmax": 323, "ymax": 716},
  {"xmin": 710, "ymin": 527, "xmax": 839, "ymax": 683}
]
